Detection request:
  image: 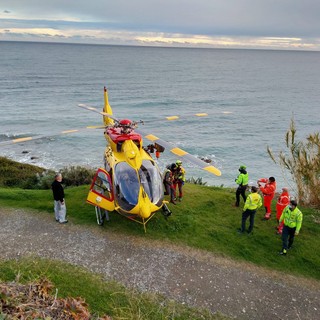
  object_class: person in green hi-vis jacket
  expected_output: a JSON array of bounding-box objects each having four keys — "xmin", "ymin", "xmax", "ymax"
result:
[
  {"xmin": 279, "ymin": 199, "xmax": 303, "ymax": 256},
  {"xmin": 235, "ymin": 165, "xmax": 249, "ymax": 207}
]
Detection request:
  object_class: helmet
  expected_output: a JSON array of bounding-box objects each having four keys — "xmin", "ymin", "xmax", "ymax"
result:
[
  {"xmin": 239, "ymin": 165, "xmax": 246, "ymax": 170},
  {"xmin": 176, "ymin": 160, "xmax": 182, "ymax": 166}
]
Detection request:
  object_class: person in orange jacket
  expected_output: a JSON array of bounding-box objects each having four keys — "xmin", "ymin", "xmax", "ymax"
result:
[
  {"xmin": 276, "ymin": 187, "xmax": 290, "ymax": 234},
  {"xmin": 257, "ymin": 177, "xmax": 276, "ymax": 220}
]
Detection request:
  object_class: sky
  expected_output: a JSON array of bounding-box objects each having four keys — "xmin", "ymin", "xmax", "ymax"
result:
[{"xmin": 0, "ymin": 0, "xmax": 319, "ymax": 51}]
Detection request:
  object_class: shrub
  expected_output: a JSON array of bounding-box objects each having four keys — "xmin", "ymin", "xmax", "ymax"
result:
[
  {"xmin": 0, "ymin": 157, "xmax": 96, "ymax": 189},
  {"xmin": 267, "ymin": 118, "xmax": 320, "ymax": 208},
  {"xmin": 60, "ymin": 166, "xmax": 96, "ymax": 187},
  {"xmin": 0, "ymin": 157, "xmax": 46, "ymax": 189}
]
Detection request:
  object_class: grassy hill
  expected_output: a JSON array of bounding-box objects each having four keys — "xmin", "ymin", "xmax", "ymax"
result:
[
  {"xmin": 0, "ymin": 159, "xmax": 319, "ymax": 280},
  {"xmin": 0, "ymin": 157, "xmax": 319, "ymax": 318}
]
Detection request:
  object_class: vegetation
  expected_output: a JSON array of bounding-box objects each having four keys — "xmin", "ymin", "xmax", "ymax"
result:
[
  {"xmin": 0, "ymin": 156, "xmax": 49, "ymax": 189},
  {"xmin": 267, "ymin": 119, "xmax": 320, "ymax": 208},
  {"xmin": 0, "ymin": 156, "xmax": 319, "ymax": 318},
  {"xmin": 0, "ymin": 183, "xmax": 319, "ymax": 281},
  {"xmin": 186, "ymin": 176, "xmax": 207, "ymax": 185},
  {"xmin": 0, "ymin": 157, "xmax": 95, "ymax": 189},
  {"xmin": 0, "ymin": 258, "xmax": 226, "ymax": 320}
]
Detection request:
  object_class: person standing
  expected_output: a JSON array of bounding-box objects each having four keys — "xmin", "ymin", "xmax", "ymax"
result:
[
  {"xmin": 51, "ymin": 173, "xmax": 68, "ymax": 224},
  {"xmin": 173, "ymin": 160, "xmax": 186, "ymax": 202},
  {"xmin": 258, "ymin": 177, "xmax": 276, "ymax": 220},
  {"xmin": 163, "ymin": 163, "xmax": 177, "ymax": 204},
  {"xmin": 279, "ymin": 199, "xmax": 303, "ymax": 255},
  {"xmin": 235, "ymin": 165, "xmax": 249, "ymax": 207},
  {"xmin": 239, "ymin": 186, "xmax": 262, "ymax": 234},
  {"xmin": 276, "ymin": 187, "xmax": 290, "ymax": 234}
]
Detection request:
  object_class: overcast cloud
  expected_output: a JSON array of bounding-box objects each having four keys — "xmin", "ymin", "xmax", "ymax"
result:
[{"xmin": 1, "ymin": 0, "xmax": 319, "ymax": 50}]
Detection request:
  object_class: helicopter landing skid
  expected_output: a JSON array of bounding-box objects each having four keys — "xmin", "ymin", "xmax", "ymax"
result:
[{"xmin": 116, "ymin": 210, "xmax": 158, "ymax": 233}]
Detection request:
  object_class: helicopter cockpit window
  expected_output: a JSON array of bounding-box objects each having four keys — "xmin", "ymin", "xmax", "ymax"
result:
[
  {"xmin": 92, "ymin": 172, "xmax": 112, "ymax": 201},
  {"xmin": 114, "ymin": 162, "xmax": 139, "ymax": 211},
  {"xmin": 139, "ymin": 160, "xmax": 164, "ymax": 205}
]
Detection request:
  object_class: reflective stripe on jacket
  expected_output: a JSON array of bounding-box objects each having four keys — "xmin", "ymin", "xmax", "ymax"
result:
[{"xmin": 243, "ymin": 192, "xmax": 262, "ymax": 211}]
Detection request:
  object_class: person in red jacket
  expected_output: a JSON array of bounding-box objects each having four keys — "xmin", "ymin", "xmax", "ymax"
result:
[
  {"xmin": 276, "ymin": 187, "xmax": 290, "ymax": 234},
  {"xmin": 257, "ymin": 176, "xmax": 276, "ymax": 220}
]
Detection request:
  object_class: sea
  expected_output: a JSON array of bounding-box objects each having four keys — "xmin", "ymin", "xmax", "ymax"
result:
[{"xmin": 1, "ymin": 41, "xmax": 319, "ymax": 192}]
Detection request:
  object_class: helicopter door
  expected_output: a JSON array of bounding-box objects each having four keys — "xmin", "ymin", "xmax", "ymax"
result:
[{"xmin": 87, "ymin": 168, "xmax": 115, "ymax": 211}]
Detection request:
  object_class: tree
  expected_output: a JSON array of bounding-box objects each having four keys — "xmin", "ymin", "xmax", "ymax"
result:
[{"xmin": 267, "ymin": 118, "xmax": 320, "ymax": 208}]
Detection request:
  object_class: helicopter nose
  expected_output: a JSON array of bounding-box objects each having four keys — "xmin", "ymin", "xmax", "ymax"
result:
[
  {"xmin": 140, "ymin": 203, "xmax": 151, "ymax": 219},
  {"xmin": 125, "ymin": 150, "xmax": 136, "ymax": 159}
]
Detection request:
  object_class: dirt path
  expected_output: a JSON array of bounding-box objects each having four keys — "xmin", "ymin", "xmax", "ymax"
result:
[{"xmin": 0, "ymin": 208, "xmax": 319, "ymax": 319}]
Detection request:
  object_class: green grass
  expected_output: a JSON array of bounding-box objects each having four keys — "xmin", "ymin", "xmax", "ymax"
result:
[
  {"xmin": 0, "ymin": 257, "xmax": 227, "ymax": 320},
  {"xmin": 0, "ymin": 184, "xmax": 319, "ymax": 281}
]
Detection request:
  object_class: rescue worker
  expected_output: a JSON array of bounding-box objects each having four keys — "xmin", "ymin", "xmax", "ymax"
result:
[
  {"xmin": 238, "ymin": 186, "xmax": 262, "ymax": 234},
  {"xmin": 163, "ymin": 163, "xmax": 177, "ymax": 204},
  {"xmin": 258, "ymin": 176, "xmax": 276, "ymax": 220},
  {"xmin": 235, "ymin": 164, "xmax": 249, "ymax": 207},
  {"xmin": 279, "ymin": 199, "xmax": 303, "ymax": 255},
  {"xmin": 276, "ymin": 187, "xmax": 290, "ymax": 234},
  {"xmin": 173, "ymin": 159, "xmax": 186, "ymax": 201}
]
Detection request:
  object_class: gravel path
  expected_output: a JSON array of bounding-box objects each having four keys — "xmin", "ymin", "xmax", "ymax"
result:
[{"xmin": 0, "ymin": 208, "xmax": 319, "ymax": 319}]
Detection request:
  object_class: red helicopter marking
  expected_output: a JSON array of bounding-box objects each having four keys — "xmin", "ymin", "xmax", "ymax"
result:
[{"xmin": 106, "ymin": 127, "xmax": 142, "ymax": 144}]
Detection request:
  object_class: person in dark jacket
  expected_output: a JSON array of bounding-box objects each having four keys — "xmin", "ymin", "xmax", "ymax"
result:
[
  {"xmin": 51, "ymin": 173, "xmax": 68, "ymax": 223},
  {"xmin": 163, "ymin": 163, "xmax": 177, "ymax": 204}
]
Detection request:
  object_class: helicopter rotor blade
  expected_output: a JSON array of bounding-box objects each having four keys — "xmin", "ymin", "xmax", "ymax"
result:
[
  {"xmin": 136, "ymin": 129, "xmax": 221, "ymax": 176},
  {"xmin": 141, "ymin": 111, "xmax": 233, "ymax": 124},
  {"xmin": 0, "ymin": 126, "xmax": 102, "ymax": 147},
  {"xmin": 78, "ymin": 104, "xmax": 119, "ymax": 123}
]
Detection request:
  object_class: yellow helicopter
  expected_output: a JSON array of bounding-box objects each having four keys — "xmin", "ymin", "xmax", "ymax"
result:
[
  {"xmin": 78, "ymin": 87, "xmax": 221, "ymax": 231},
  {"xmin": 0, "ymin": 87, "xmax": 222, "ymax": 232}
]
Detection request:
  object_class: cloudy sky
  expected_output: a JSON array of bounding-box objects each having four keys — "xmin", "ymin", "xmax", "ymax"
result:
[{"xmin": 0, "ymin": 0, "xmax": 319, "ymax": 50}]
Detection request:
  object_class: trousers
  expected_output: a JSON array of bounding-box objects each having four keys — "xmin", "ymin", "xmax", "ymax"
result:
[
  {"xmin": 282, "ymin": 225, "xmax": 296, "ymax": 250},
  {"xmin": 241, "ymin": 209, "xmax": 256, "ymax": 233},
  {"xmin": 54, "ymin": 200, "xmax": 67, "ymax": 222}
]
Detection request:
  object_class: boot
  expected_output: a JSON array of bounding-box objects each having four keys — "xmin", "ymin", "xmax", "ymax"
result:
[{"xmin": 264, "ymin": 213, "xmax": 271, "ymax": 220}]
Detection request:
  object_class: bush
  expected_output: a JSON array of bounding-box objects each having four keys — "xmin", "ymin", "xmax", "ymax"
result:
[
  {"xmin": 60, "ymin": 166, "xmax": 96, "ymax": 187},
  {"xmin": 0, "ymin": 157, "xmax": 46, "ymax": 189},
  {"xmin": 0, "ymin": 157, "xmax": 96, "ymax": 189},
  {"xmin": 267, "ymin": 118, "xmax": 320, "ymax": 208}
]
